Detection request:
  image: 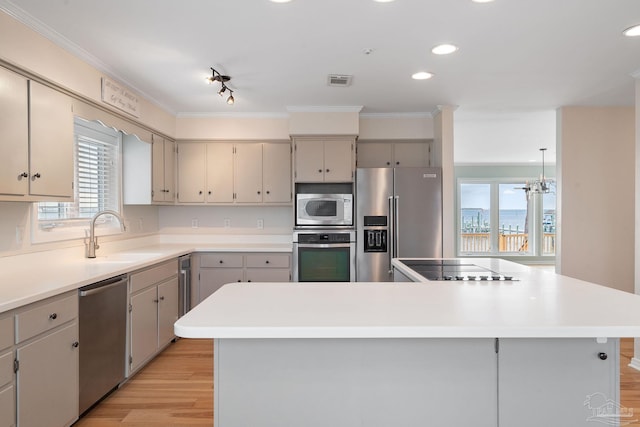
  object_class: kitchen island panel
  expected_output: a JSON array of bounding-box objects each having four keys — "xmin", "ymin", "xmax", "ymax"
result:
[{"xmin": 215, "ymin": 338, "xmax": 498, "ymax": 427}]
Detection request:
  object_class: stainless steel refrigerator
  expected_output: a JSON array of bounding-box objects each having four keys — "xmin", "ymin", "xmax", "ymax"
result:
[{"xmin": 356, "ymin": 167, "xmax": 442, "ymax": 281}]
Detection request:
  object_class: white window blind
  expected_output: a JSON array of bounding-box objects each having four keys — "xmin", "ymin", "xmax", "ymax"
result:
[{"xmin": 36, "ymin": 119, "xmax": 121, "ymax": 231}]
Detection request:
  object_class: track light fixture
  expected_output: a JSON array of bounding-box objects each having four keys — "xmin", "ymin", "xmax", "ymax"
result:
[{"xmin": 206, "ymin": 67, "xmax": 236, "ymax": 105}]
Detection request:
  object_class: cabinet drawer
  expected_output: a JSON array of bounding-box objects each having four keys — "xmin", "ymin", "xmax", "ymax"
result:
[
  {"xmin": 15, "ymin": 293, "xmax": 77, "ymax": 343},
  {"xmin": 245, "ymin": 254, "xmax": 290, "ymax": 268},
  {"xmin": 0, "ymin": 316, "xmax": 13, "ymax": 351},
  {"xmin": 200, "ymin": 253, "xmax": 243, "ymax": 268},
  {"xmin": 0, "ymin": 350, "xmax": 13, "ymax": 388},
  {"xmin": 130, "ymin": 259, "xmax": 178, "ymax": 294}
]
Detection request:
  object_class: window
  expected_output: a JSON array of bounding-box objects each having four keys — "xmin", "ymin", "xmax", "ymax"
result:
[
  {"xmin": 33, "ymin": 118, "xmax": 122, "ymax": 242},
  {"xmin": 458, "ymin": 179, "xmax": 556, "ymax": 258}
]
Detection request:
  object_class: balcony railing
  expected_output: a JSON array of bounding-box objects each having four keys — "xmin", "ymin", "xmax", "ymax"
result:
[{"xmin": 460, "ymin": 233, "xmax": 555, "ymax": 254}]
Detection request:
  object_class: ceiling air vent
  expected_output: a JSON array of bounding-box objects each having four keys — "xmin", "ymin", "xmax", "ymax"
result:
[{"xmin": 328, "ymin": 74, "xmax": 353, "ymax": 87}]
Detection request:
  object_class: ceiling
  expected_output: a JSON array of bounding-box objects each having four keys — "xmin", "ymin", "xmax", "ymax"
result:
[
  {"xmin": 2, "ymin": 0, "xmax": 639, "ymax": 165},
  {"xmin": 3, "ymin": 0, "xmax": 640, "ymax": 117}
]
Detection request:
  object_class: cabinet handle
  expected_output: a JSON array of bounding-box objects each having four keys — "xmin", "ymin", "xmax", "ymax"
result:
[
  {"xmin": 153, "ymin": 299, "xmax": 159, "ymax": 303},
  {"xmin": 237, "ymin": 279, "xmax": 241, "ymax": 282},
  {"xmin": 265, "ymin": 260, "xmax": 270, "ymax": 264},
  {"xmin": 159, "ymin": 296, "xmax": 165, "ymax": 301},
  {"xmin": 19, "ymin": 172, "xmax": 28, "ymax": 179},
  {"xmin": 318, "ymin": 169, "xmax": 322, "ymax": 173},
  {"xmin": 219, "ymin": 260, "xmax": 224, "ymax": 264},
  {"xmin": 199, "ymin": 191, "xmax": 203, "ymax": 195},
  {"xmin": 32, "ymin": 173, "xmax": 41, "ymax": 180},
  {"xmin": 266, "ymin": 190, "xmax": 270, "ymax": 194},
  {"xmin": 386, "ymin": 162, "xmax": 391, "ymax": 166},
  {"xmin": 598, "ymin": 352, "xmax": 608, "ymax": 360},
  {"xmin": 257, "ymin": 191, "xmax": 261, "ymax": 195},
  {"xmin": 326, "ymin": 169, "xmax": 330, "ymax": 173},
  {"xmin": 208, "ymin": 191, "xmax": 212, "ymax": 195},
  {"xmin": 247, "ymin": 280, "xmax": 252, "ymax": 282},
  {"xmin": 72, "ymin": 341, "xmax": 79, "ymax": 348},
  {"xmin": 396, "ymin": 161, "xmax": 400, "ymax": 165},
  {"xmin": 49, "ymin": 313, "xmax": 57, "ymax": 320}
]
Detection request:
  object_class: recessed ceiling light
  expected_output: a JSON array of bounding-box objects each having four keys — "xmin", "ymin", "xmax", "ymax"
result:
[
  {"xmin": 623, "ymin": 24, "xmax": 640, "ymax": 37},
  {"xmin": 432, "ymin": 44, "xmax": 459, "ymax": 55},
  {"xmin": 472, "ymin": 0, "xmax": 495, "ymax": 3},
  {"xmin": 270, "ymin": 0, "xmax": 292, "ymax": 3},
  {"xmin": 373, "ymin": 0, "xmax": 395, "ymax": 2},
  {"xmin": 412, "ymin": 72, "xmax": 434, "ymax": 80}
]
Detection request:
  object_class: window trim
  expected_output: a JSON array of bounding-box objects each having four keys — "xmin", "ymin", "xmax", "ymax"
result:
[{"xmin": 457, "ymin": 177, "xmax": 556, "ymax": 260}]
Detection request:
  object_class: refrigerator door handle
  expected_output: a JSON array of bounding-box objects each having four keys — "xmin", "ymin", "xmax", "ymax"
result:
[
  {"xmin": 388, "ymin": 196, "xmax": 394, "ymax": 274},
  {"xmin": 394, "ymin": 195, "xmax": 400, "ymax": 259}
]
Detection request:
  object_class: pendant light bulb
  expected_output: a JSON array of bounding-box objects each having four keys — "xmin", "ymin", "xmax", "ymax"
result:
[
  {"xmin": 218, "ymin": 85, "xmax": 227, "ymax": 96},
  {"xmin": 227, "ymin": 91, "xmax": 235, "ymax": 105}
]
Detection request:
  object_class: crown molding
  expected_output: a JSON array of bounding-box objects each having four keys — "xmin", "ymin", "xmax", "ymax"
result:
[{"xmin": 360, "ymin": 112, "xmax": 433, "ymax": 119}]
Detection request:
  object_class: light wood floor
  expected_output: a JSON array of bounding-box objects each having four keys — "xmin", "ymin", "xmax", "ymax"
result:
[{"xmin": 76, "ymin": 338, "xmax": 640, "ymax": 426}]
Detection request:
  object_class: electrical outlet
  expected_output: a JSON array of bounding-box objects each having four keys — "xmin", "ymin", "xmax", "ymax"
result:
[
  {"xmin": 257, "ymin": 219, "xmax": 264, "ymax": 229},
  {"xmin": 191, "ymin": 218, "xmax": 199, "ymax": 228},
  {"xmin": 224, "ymin": 218, "xmax": 231, "ymax": 228}
]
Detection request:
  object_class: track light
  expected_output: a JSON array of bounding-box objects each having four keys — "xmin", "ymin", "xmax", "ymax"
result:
[{"xmin": 207, "ymin": 67, "xmax": 236, "ymax": 105}]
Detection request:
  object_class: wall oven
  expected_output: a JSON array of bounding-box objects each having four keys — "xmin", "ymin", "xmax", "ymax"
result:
[
  {"xmin": 293, "ymin": 230, "xmax": 356, "ymax": 282},
  {"xmin": 295, "ymin": 183, "xmax": 353, "ymax": 227}
]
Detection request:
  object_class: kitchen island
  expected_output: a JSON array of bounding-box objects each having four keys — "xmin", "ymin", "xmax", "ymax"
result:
[{"xmin": 174, "ymin": 258, "xmax": 640, "ymax": 427}]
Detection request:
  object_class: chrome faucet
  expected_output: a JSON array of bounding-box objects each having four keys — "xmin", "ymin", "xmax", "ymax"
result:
[{"xmin": 85, "ymin": 210, "xmax": 126, "ymax": 258}]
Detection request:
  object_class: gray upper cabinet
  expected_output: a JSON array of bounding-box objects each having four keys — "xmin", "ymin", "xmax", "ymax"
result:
[
  {"xmin": 357, "ymin": 141, "xmax": 430, "ymax": 168},
  {"xmin": 177, "ymin": 141, "xmax": 291, "ymax": 205},
  {"xmin": 0, "ymin": 68, "xmax": 73, "ymax": 201},
  {"xmin": 294, "ymin": 137, "xmax": 355, "ymax": 182}
]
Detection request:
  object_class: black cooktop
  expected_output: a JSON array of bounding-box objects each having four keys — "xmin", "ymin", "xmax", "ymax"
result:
[{"xmin": 399, "ymin": 259, "xmax": 516, "ymax": 281}]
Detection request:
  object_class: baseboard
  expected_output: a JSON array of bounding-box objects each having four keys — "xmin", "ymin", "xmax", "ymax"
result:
[{"xmin": 628, "ymin": 357, "xmax": 640, "ymax": 371}]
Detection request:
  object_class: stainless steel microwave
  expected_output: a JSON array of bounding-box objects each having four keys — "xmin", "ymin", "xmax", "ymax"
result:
[{"xmin": 296, "ymin": 193, "xmax": 353, "ymax": 227}]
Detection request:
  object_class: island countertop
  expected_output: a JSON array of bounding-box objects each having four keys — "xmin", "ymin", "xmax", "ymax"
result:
[{"xmin": 174, "ymin": 258, "xmax": 640, "ymax": 339}]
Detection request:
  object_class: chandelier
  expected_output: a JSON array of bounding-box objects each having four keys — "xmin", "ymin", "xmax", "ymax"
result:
[
  {"xmin": 206, "ymin": 67, "xmax": 235, "ymax": 105},
  {"xmin": 520, "ymin": 148, "xmax": 553, "ymax": 199}
]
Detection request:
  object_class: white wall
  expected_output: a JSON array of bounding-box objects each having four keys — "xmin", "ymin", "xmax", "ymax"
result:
[{"xmin": 557, "ymin": 106, "xmax": 635, "ymax": 292}]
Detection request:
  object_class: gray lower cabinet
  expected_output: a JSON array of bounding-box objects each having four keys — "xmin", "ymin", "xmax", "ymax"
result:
[
  {"xmin": 14, "ymin": 291, "xmax": 79, "ymax": 427},
  {"xmin": 128, "ymin": 259, "xmax": 179, "ymax": 375},
  {"xmin": 0, "ymin": 314, "xmax": 15, "ymax": 427},
  {"xmin": 195, "ymin": 252, "xmax": 291, "ymax": 305},
  {"xmin": 214, "ymin": 337, "xmax": 621, "ymax": 427},
  {"xmin": 498, "ymin": 338, "xmax": 619, "ymax": 427}
]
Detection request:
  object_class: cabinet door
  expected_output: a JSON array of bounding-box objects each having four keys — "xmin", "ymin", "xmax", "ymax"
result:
[
  {"xmin": 294, "ymin": 139, "xmax": 325, "ymax": 182},
  {"xmin": 234, "ymin": 143, "xmax": 263, "ymax": 203},
  {"xmin": 357, "ymin": 142, "xmax": 393, "ymax": 168},
  {"xmin": 17, "ymin": 322, "xmax": 78, "ymax": 427},
  {"xmin": 498, "ymin": 338, "xmax": 618, "ymax": 427},
  {"xmin": 206, "ymin": 143, "xmax": 234, "ymax": 203},
  {"xmin": 152, "ymin": 136, "xmax": 166, "ymax": 202},
  {"xmin": 177, "ymin": 142, "xmax": 206, "ymax": 203},
  {"xmin": 0, "ymin": 384, "xmax": 15, "ymax": 427},
  {"xmin": 158, "ymin": 278, "xmax": 179, "ymax": 348},
  {"xmin": 199, "ymin": 268, "xmax": 243, "ymax": 304},
  {"xmin": 392, "ymin": 142, "xmax": 428, "ymax": 167},
  {"xmin": 130, "ymin": 286, "xmax": 159, "ymax": 372},
  {"xmin": 263, "ymin": 143, "xmax": 291, "ymax": 203},
  {"xmin": 323, "ymin": 139, "xmax": 353, "ymax": 182},
  {"xmin": 0, "ymin": 67, "xmax": 28, "ymax": 197},
  {"xmin": 29, "ymin": 81, "xmax": 74, "ymax": 198},
  {"xmin": 163, "ymin": 139, "xmax": 175, "ymax": 201}
]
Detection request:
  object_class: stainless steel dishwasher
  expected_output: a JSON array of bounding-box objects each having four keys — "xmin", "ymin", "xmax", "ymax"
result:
[{"xmin": 78, "ymin": 274, "xmax": 128, "ymax": 415}]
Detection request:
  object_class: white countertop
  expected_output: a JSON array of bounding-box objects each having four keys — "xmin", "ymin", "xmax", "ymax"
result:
[
  {"xmin": 0, "ymin": 237, "xmax": 292, "ymax": 314},
  {"xmin": 174, "ymin": 258, "xmax": 640, "ymax": 339}
]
